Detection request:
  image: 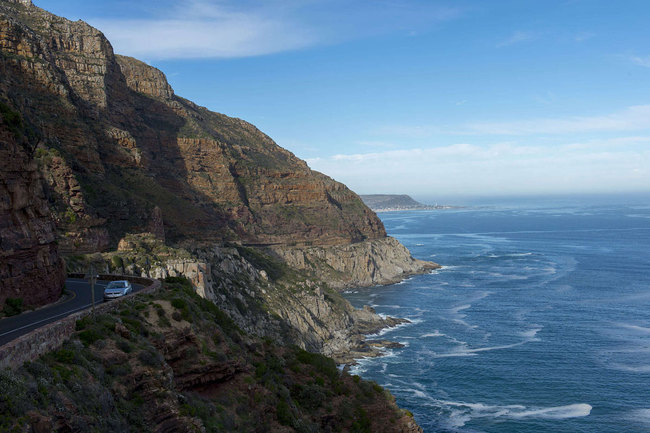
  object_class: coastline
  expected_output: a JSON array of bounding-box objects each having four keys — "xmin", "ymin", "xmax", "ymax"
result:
[
  {"xmin": 373, "ymin": 205, "xmax": 462, "ymax": 212},
  {"xmin": 336, "ymin": 265, "xmax": 440, "ymax": 366}
]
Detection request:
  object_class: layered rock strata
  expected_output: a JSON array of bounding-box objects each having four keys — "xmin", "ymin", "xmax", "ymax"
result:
[
  {"xmin": 0, "ymin": 0, "xmax": 386, "ymax": 248},
  {"xmin": 0, "ymin": 126, "xmax": 65, "ymax": 309},
  {"xmin": 0, "ymin": 0, "xmax": 443, "ymax": 374},
  {"xmin": 0, "ymin": 0, "xmax": 437, "ymax": 332},
  {"xmin": 272, "ymin": 237, "xmax": 440, "ymax": 289}
]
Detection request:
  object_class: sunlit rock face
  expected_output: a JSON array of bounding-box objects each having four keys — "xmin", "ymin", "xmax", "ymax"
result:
[{"xmin": 0, "ymin": 0, "xmax": 386, "ymax": 250}]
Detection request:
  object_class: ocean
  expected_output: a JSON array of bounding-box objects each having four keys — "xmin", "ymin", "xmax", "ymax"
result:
[{"xmin": 343, "ymin": 196, "xmax": 650, "ymax": 433}]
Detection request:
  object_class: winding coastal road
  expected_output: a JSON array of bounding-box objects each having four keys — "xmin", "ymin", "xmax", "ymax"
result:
[{"xmin": 0, "ymin": 278, "xmax": 145, "ymax": 347}]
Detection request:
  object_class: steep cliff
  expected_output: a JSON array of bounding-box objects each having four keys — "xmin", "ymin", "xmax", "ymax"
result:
[
  {"xmin": 63, "ymin": 237, "xmax": 410, "ymax": 363},
  {"xmin": 0, "ymin": 0, "xmax": 385, "ymax": 249},
  {"xmin": 0, "ymin": 0, "xmax": 435, "ymax": 318},
  {"xmin": 0, "ymin": 2, "xmax": 437, "ymax": 428},
  {"xmin": 0, "ymin": 103, "xmax": 65, "ymax": 310},
  {"xmin": 272, "ymin": 237, "xmax": 440, "ymax": 289}
]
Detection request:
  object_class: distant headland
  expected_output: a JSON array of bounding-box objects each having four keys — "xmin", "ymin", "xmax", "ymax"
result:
[{"xmin": 360, "ymin": 194, "xmax": 459, "ymax": 212}]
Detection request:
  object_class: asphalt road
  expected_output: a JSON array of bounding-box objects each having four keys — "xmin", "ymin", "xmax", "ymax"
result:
[{"xmin": 0, "ymin": 278, "xmax": 145, "ymax": 347}]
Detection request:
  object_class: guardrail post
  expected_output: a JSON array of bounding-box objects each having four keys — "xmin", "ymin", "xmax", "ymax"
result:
[{"xmin": 86, "ymin": 265, "xmax": 97, "ymax": 314}]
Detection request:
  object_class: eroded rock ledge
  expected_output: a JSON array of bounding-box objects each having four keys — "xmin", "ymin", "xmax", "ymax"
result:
[
  {"xmin": 271, "ymin": 237, "xmax": 440, "ymax": 290},
  {"xmin": 65, "ymin": 235, "xmax": 432, "ymax": 364}
]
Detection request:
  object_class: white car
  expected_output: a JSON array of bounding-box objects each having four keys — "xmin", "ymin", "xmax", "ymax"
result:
[{"xmin": 103, "ymin": 280, "xmax": 133, "ymax": 300}]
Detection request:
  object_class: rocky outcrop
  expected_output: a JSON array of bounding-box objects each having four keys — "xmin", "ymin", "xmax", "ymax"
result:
[
  {"xmin": 0, "ymin": 126, "xmax": 64, "ymax": 309},
  {"xmin": 115, "ymin": 55, "xmax": 174, "ymax": 101},
  {"xmin": 62, "ymin": 240, "xmax": 414, "ymax": 363},
  {"xmin": 272, "ymin": 236, "xmax": 440, "ymax": 289}
]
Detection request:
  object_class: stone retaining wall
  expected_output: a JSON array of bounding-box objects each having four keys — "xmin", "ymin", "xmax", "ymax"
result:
[{"xmin": 0, "ymin": 276, "xmax": 160, "ymax": 369}]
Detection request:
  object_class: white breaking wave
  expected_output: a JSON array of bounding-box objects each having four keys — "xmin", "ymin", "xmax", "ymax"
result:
[
  {"xmin": 450, "ymin": 304, "xmax": 472, "ymax": 314},
  {"xmin": 508, "ymin": 403, "xmax": 592, "ymax": 419},
  {"xmin": 421, "ymin": 331, "xmax": 445, "ymax": 338},
  {"xmin": 438, "ymin": 399, "xmax": 592, "ymax": 427},
  {"xmin": 433, "ymin": 341, "xmax": 528, "ymax": 358},
  {"xmin": 366, "ymin": 319, "xmax": 419, "ymax": 338},
  {"xmin": 617, "ymin": 323, "xmax": 650, "ymax": 333},
  {"xmin": 451, "ymin": 318, "xmax": 479, "ymax": 329},
  {"xmin": 629, "ymin": 408, "xmax": 650, "ymax": 425},
  {"xmin": 519, "ymin": 326, "xmax": 543, "ymax": 340},
  {"xmin": 627, "ymin": 213, "xmax": 650, "ymax": 219},
  {"xmin": 611, "ymin": 364, "xmax": 650, "ymax": 373}
]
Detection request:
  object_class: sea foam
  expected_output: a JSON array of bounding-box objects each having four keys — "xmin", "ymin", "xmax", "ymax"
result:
[
  {"xmin": 439, "ymin": 400, "xmax": 592, "ymax": 427},
  {"xmin": 629, "ymin": 408, "xmax": 650, "ymax": 425}
]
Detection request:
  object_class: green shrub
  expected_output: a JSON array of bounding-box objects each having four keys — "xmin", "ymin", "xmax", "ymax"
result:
[
  {"xmin": 171, "ymin": 298, "xmax": 186, "ymax": 309},
  {"xmin": 291, "ymin": 383, "xmax": 326, "ymax": 411},
  {"xmin": 154, "ymin": 304, "xmax": 166, "ymax": 317},
  {"xmin": 78, "ymin": 329, "xmax": 102, "ymax": 346},
  {"xmin": 63, "ymin": 208, "xmax": 77, "ymax": 224},
  {"xmin": 111, "ymin": 255, "xmax": 124, "ymax": 271},
  {"xmin": 164, "ymin": 276, "xmax": 193, "ymax": 291},
  {"xmin": 352, "ymin": 406, "xmax": 371, "ymax": 433},
  {"xmin": 276, "ymin": 400, "xmax": 293, "ymax": 426},
  {"xmin": 0, "ymin": 101, "xmax": 24, "ymax": 139},
  {"xmin": 2, "ymin": 298, "xmax": 23, "ymax": 317},
  {"xmin": 75, "ymin": 317, "xmax": 90, "ymax": 330},
  {"xmin": 295, "ymin": 349, "xmax": 338, "ymax": 381},
  {"xmin": 54, "ymin": 349, "xmax": 75, "ymax": 364}
]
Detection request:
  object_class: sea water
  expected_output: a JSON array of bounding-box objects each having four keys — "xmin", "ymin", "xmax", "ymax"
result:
[{"xmin": 343, "ymin": 195, "xmax": 650, "ymax": 433}]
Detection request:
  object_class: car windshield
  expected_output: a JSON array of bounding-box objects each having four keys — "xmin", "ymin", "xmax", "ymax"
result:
[{"xmin": 107, "ymin": 281, "xmax": 127, "ymax": 289}]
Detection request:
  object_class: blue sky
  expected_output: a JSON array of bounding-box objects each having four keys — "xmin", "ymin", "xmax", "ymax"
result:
[{"xmin": 37, "ymin": 0, "xmax": 650, "ymax": 199}]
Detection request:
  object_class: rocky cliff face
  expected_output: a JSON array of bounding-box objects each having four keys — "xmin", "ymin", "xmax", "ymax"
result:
[
  {"xmin": 0, "ymin": 0, "xmax": 435, "ymax": 326},
  {"xmin": 0, "ymin": 0, "xmax": 385, "ymax": 249},
  {"xmin": 0, "ymin": 107, "xmax": 65, "ymax": 309},
  {"xmin": 1, "ymin": 0, "xmax": 438, "ymax": 364},
  {"xmin": 0, "ymin": 2, "xmax": 435, "ymax": 427},
  {"xmin": 272, "ymin": 237, "xmax": 440, "ymax": 289},
  {"xmin": 63, "ymin": 237, "xmax": 412, "ymax": 363}
]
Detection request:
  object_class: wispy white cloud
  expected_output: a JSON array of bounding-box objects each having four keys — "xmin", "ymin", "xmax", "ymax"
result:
[
  {"xmin": 378, "ymin": 105, "xmax": 650, "ymax": 139},
  {"xmin": 631, "ymin": 55, "xmax": 650, "ymax": 68},
  {"xmin": 307, "ymin": 137, "xmax": 650, "ymax": 196},
  {"xmin": 90, "ymin": 1, "xmax": 314, "ymax": 59},
  {"xmin": 466, "ymin": 105, "xmax": 650, "ymax": 135},
  {"xmin": 88, "ymin": 0, "xmax": 463, "ymax": 60},
  {"xmin": 356, "ymin": 140, "xmax": 397, "ymax": 149},
  {"xmin": 497, "ymin": 30, "xmax": 537, "ymax": 47}
]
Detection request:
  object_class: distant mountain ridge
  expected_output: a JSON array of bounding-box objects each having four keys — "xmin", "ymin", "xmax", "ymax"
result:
[{"xmin": 360, "ymin": 194, "xmax": 438, "ymax": 211}]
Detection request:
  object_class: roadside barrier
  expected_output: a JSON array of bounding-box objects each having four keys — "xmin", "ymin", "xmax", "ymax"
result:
[{"xmin": 0, "ymin": 275, "xmax": 160, "ymax": 369}]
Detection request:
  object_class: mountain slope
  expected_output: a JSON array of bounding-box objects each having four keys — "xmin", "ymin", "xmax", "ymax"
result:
[
  {"xmin": 0, "ymin": 0, "xmax": 436, "ymax": 362},
  {"xmin": 0, "ymin": 0, "xmax": 385, "ymax": 253},
  {"xmin": 0, "ymin": 278, "xmax": 422, "ymax": 432}
]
